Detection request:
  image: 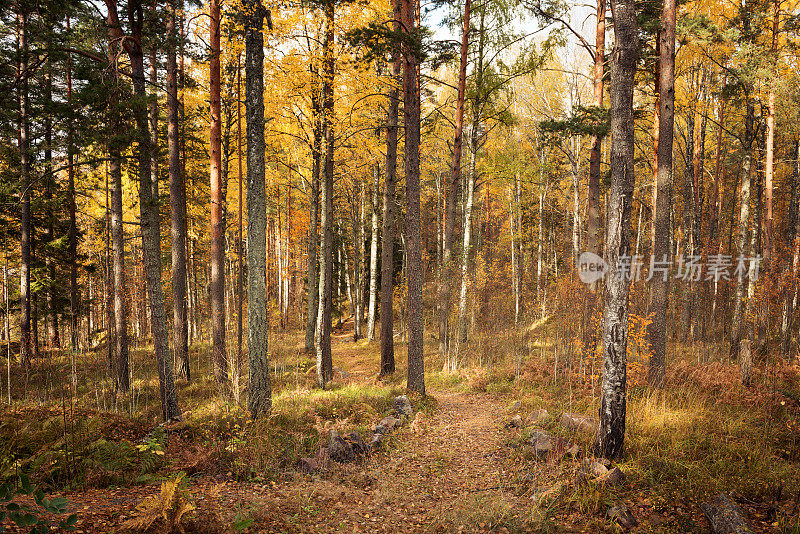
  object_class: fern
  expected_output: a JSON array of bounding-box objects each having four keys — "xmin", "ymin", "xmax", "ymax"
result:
[{"xmin": 121, "ymin": 472, "xmax": 195, "ymax": 533}]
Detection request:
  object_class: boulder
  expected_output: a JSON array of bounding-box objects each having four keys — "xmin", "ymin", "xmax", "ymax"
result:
[
  {"xmin": 508, "ymin": 400, "xmax": 522, "ymax": 413},
  {"xmin": 392, "ymin": 395, "xmax": 413, "ymax": 417},
  {"xmin": 596, "ymin": 466, "xmax": 625, "ymax": 486},
  {"xmin": 608, "ymin": 505, "xmax": 638, "ymax": 530},
  {"xmin": 378, "ymin": 415, "xmax": 399, "ymax": 431},
  {"xmin": 561, "ymin": 413, "xmax": 598, "ymax": 434},
  {"xmin": 530, "ymin": 409, "xmax": 549, "ymax": 423},
  {"xmin": 329, "ymin": 430, "xmax": 355, "ymax": 463},
  {"xmin": 506, "ymin": 415, "xmax": 525, "ymax": 429},
  {"xmin": 529, "ymin": 430, "xmax": 553, "ymax": 458},
  {"xmin": 347, "ymin": 431, "xmax": 370, "ymax": 455},
  {"xmin": 581, "ymin": 459, "xmax": 609, "ymax": 478},
  {"xmin": 701, "ymin": 493, "xmax": 754, "ymax": 534}
]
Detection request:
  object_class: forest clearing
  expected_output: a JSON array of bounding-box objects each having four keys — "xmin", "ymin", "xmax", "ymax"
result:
[{"xmin": 1, "ymin": 0, "xmax": 800, "ymax": 530}]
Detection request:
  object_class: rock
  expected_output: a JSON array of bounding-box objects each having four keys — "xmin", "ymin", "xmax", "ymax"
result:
[
  {"xmin": 566, "ymin": 444, "xmax": 580, "ymax": 459},
  {"xmin": 581, "ymin": 459, "xmax": 609, "ymax": 478},
  {"xmin": 369, "ymin": 433, "xmax": 383, "ymax": 447},
  {"xmin": 392, "ymin": 395, "xmax": 413, "ymax": 417},
  {"xmin": 329, "ymin": 430, "xmax": 355, "ymax": 463},
  {"xmin": 547, "ymin": 437, "xmax": 574, "ymax": 463},
  {"xmin": 530, "ymin": 408, "xmax": 549, "ymax": 423},
  {"xmin": 608, "ymin": 505, "xmax": 638, "ymax": 530},
  {"xmin": 561, "ymin": 413, "xmax": 598, "ymax": 434},
  {"xmin": 701, "ymin": 493, "xmax": 755, "ymax": 534},
  {"xmin": 506, "ymin": 415, "xmax": 525, "ymax": 429},
  {"xmin": 508, "ymin": 400, "xmax": 522, "ymax": 413},
  {"xmin": 596, "ymin": 466, "xmax": 625, "ymax": 486},
  {"xmin": 529, "ymin": 430, "xmax": 553, "ymax": 458},
  {"xmin": 346, "ymin": 432, "xmax": 370, "ymax": 455},
  {"xmin": 378, "ymin": 415, "xmax": 399, "ymax": 431},
  {"xmin": 297, "ymin": 457, "xmax": 318, "ymax": 473}
]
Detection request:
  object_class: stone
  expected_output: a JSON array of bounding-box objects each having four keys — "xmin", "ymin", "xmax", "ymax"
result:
[
  {"xmin": 329, "ymin": 430, "xmax": 355, "ymax": 463},
  {"xmin": 529, "ymin": 430, "xmax": 553, "ymax": 458},
  {"xmin": 596, "ymin": 466, "xmax": 625, "ymax": 486},
  {"xmin": 508, "ymin": 400, "xmax": 522, "ymax": 413},
  {"xmin": 378, "ymin": 415, "xmax": 399, "ymax": 431},
  {"xmin": 608, "ymin": 505, "xmax": 638, "ymax": 530},
  {"xmin": 369, "ymin": 433, "xmax": 383, "ymax": 447},
  {"xmin": 561, "ymin": 413, "xmax": 598, "ymax": 434},
  {"xmin": 530, "ymin": 409, "xmax": 549, "ymax": 423},
  {"xmin": 347, "ymin": 432, "xmax": 370, "ymax": 455},
  {"xmin": 297, "ymin": 457, "xmax": 318, "ymax": 473},
  {"xmin": 506, "ymin": 415, "xmax": 525, "ymax": 428},
  {"xmin": 701, "ymin": 493, "xmax": 755, "ymax": 534},
  {"xmin": 392, "ymin": 395, "xmax": 413, "ymax": 417},
  {"xmin": 566, "ymin": 444, "xmax": 580, "ymax": 459},
  {"xmin": 581, "ymin": 459, "xmax": 609, "ymax": 478}
]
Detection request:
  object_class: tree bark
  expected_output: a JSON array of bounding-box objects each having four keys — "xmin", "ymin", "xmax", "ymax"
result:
[
  {"xmin": 366, "ymin": 160, "xmax": 380, "ymax": 340},
  {"xmin": 315, "ymin": 0, "xmax": 335, "ymax": 388},
  {"xmin": 305, "ymin": 64, "xmax": 321, "ymax": 354},
  {"xmin": 66, "ymin": 28, "xmax": 79, "ymax": 351},
  {"xmin": 401, "ymin": 0, "xmax": 425, "ymax": 395},
  {"xmin": 586, "ymin": 0, "xmax": 606, "ymax": 257},
  {"xmin": 18, "ymin": 9, "xmax": 32, "ymax": 369},
  {"xmin": 245, "ymin": 0, "xmax": 272, "ymax": 416},
  {"xmin": 438, "ymin": 0, "xmax": 470, "ymax": 360},
  {"xmin": 167, "ymin": 0, "xmax": 189, "ymax": 381},
  {"xmin": 210, "ymin": 0, "xmax": 227, "ymax": 385},
  {"xmin": 380, "ymin": 3, "xmax": 400, "ymax": 375},
  {"xmin": 647, "ymin": 0, "xmax": 675, "ymax": 387},
  {"xmin": 596, "ymin": 0, "xmax": 638, "ymax": 460},
  {"xmin": 111, "ymin": 0, "xmax": 180, "ymax": 420}
]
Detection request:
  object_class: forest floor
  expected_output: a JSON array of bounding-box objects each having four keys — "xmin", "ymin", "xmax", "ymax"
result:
[{"xmin": 2, "ymin": 324, "xmax": 800, "ymax": 533}]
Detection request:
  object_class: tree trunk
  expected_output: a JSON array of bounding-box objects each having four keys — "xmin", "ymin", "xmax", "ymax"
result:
[
  {"xmin": 647, "ymin": 0, "xmax": 675, "ymax": 387},
  {"xmin": 66, "ymin": 31, "xmax": 79, "ymax": 351},
  {"xmin": 438, "ymin": 0, "xmax": 470, "ymax": 360},
  {"xmin": 305, "ymin": 65, "xmax": 321, "ymax": 354},
  {"xmin": 209, "ymin": 0, "xmax": 227, "ymax": 385},
  {"xmin": 586, "ymin": 0, "xmax": 606, "ymax": 257},
  {"xmin": 315, "ymin": 0, "xmax": 335, "ymax": 388},
  {"xmin": 764, "ymin": 0, "xmax": 778, "ymax": 266},
  {"xmin": 237, "ymin": 56, "xmax": 244, "ymax": 398},
  {"xmin": 366, "ymin": 161, "xmax": 380, "ymax": 340},
  {"xmin": 111, "ymin": 0, "xmax": 180, "ymax": 420},
  {"xmin": 380, "ymin": 3, "xmax": 400, "ymax": 375},
  {"xmin": 353, "ymin": 185, "xmax": 364, "ymax": 340},
  {"xmin": 730, "ymin": 97, "xmax": 756, "ymax": 359},
  {"xmin": 18, "ymin": 9, "xmax": 32, "ymax": 369},
  {"xmin": 167, "ymin": 0, "xmax": 189, "ymax": 381},
  {"xmin": 456, "ymin": 139, "xmax": 477, "ymax": 346},
  {"xmin": 245, "ymin": 0, "xmax": 272, "ymax": 416},
  {"xmin": 596, "ymin": 0, "xmax": 638, "ymax": 460},
  {"xmin": 401, "ymin": 0, "xmax": 425, "ymax": 395}
]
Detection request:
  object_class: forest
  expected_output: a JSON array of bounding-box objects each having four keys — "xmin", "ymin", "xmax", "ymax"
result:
[{"xmin": 0, "ymin": 0, "xmax": 799, "ymax": 530}]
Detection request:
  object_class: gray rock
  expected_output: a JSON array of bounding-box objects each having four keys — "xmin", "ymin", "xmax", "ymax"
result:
[
  {"xmin": 392, "ymin": 395, "xmax": 413, "ymax": 417},
  {"xmin": 369, "ymin": 433, "xmax": 383, "ymax": 447},
  {"xmin": 561, "ymin": 412, "xmax": 599, "ymax": 434},
  {"xmin": 347, "ymin": 431, "xmax": 370, "ymax": 455},
  {"xmin": 530, "ymin": 408, "xmax": 549, "ymax": 423},
  {"xmin": 378, "ymin": 415, "xmax": 399, "ymax": 431},
  {"xmin": 701, "ymin": 493, "xmax": 754, "ymax": 534},
  {"xmin": 506, "ymin": 414, "xmax": 525, "ymax": 428},
  {"xmin": 581, "ymin": 459, "xmax": 609, "ymax": 477},
  {"xmin": 529, "ymin": 430, "xmax": 553, "ymax": 458},
  {"xmin": 329, "ymin": 430, "xmax": 355, "ymax": 463},
  {"xmin": 509, "ymin": 400, "xmax": 522, "ymax": 413},
  {"xmin": 608, "ymin": 505, "xmax": 638, "ymax": 530},
  {"xmin": 596, "ymin": 466, "xmax": 625, "ymax": 486}
]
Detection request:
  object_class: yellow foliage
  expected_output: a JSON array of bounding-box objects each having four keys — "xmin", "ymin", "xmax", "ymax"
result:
[{"xmin": 121, "ymin": 472, "xmax": 195, "ymax": 533}]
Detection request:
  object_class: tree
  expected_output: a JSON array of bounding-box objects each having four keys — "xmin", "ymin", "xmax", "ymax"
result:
[
  {"xmin": 647, "ymin": 0, "xmax": 676, "ymax": 387},
  {"xmin": 167, "ymin": 0, "xmax": 189, "ymax": 381},
  {"xmin": 305, "ymin": 61, "xmax": 322, "ymax": 355},
  {"xmin": 18, "ymin": 7, "xmax": 32, "ymax": 370},
  {"xmin": 596, "ymin": 0, "xmax": 638, "ymax": 459},
  {"xmin": 366, "ymin": 161, "xmax": 380, "ymax": 341},
  {"xmin": 315, "ymin": 0, "xmax": 335, "ymax": 388},
  {"xmin": 380, "ymin": 0, "xmax": 401, "ymax": 376},
  {"xmin": 401, "ymin": 0, "xmax": 424, "ymax": 395},
  {"xmin": 438, "ymin": 0, "xmax": 470, "ymax": 365},
  {"xmin": 209, "ymin": 0, "xmax": 226, "ymax": 385},
  {"xmin": 245, "ymin": 0, "xmax": 272, "ymax": 417}
]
